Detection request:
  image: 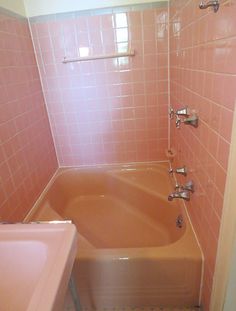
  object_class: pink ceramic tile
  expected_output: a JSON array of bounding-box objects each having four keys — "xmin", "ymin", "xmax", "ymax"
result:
[
  {"xmin": 88, "ymin": 15, "xmax": 101, "ymax": 32},
  {"xmin": 75, "ymin": 16, "xmax": 88, "ymax": 32},
  {"xmin": 213, "ymin": 188, "xmax": 224, "ymax": 218},
  {"xmin": 208, "ymin": 129, "xmax": 219, "ymax": 159},
  {"xmin": 128, "ymin": 11, "xmax": 142, "ymax": 27},
  {"xmin": 216, "ymin": 138, "xmax": 230, "ymax": 170},
  {"xmin": 89, "ymin": 30, "xmax": 102, "ymax": 46},
  {"xmin": 221, "ymin": 75, "xmax": 236, "ymax": 110},
  {"xmin": 142, "ymin": 10, "xmax": 155, "ymax": 26},
  {"xmin": 0, "ymin": 12, "xmax": 57, "ymax": 221},
  {"xmin": 143, "ymin": 25, "xmax": 156, "ymax": 41},
  {"xmin": 143, "ymin": 41, "xmax": 157, "ymax": 55},
  {"xmin": 35, "ymin": 22, "xmax": 49, "ymax": 37},
  {"xmin": 101, "ymin": 14, "xmax": 114, "ymax": 29},
  {"xmin": 0, "ymin": 5, "xmax": 166, "ymax": 217},
  {"xmin": 101, "ymin": 29, "xmax": 115, "ymax": 45},
  {"xmin": 130, "ymin": 26, "xmax": 143, "ymax": 42},
  {"xmin": 169, "ymin": 1, "xmax": 236, "ymax": 309},
  {"xmin": 224, "ymin": 37, "xmax": 236, "ymax": 74},
  {"xmin": 38, "ymin": 36, "xmax": 52, "ymax": 52}
]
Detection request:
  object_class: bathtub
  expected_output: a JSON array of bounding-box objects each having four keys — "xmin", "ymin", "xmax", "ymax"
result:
[{"xmin": 25, "ymin": 162, "xmax": 202, "ymax": 309}]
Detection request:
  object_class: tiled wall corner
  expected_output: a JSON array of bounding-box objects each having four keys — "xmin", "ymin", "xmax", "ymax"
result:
[
  {"xmin": 169, "ymin": 1, "xmax": 236, "ymax": 310},
  {"xmin": 0, "ymin": 9, "xmax": 58, "ymax": 221}
]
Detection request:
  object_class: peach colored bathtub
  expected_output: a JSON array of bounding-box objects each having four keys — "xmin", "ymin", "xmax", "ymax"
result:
[{"xmin": 25, "ymin": 162, "xmax": 202, "ymax": 309}]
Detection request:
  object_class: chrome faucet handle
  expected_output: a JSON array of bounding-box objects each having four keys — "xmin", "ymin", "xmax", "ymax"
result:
[
  {"xmin": 182, "ymin": 180, "xmax": 194, "ymax": 193},
  {"xmin": 175, "ymin": 107, "xmax": 190, "ymax": 117},
  {"xmin": 183, "ymin": 115, "xmax": 198, "ymax": 128},
  {"xmin": 175, "ymin": 166, "xmax": 187, "ymax": 176},
  {"xmin": 174, "ymin": 180, "xmax": 194, "ymax": 192},
  {"xmin": 179, "ymin": 190, "xmax": 190, "ymax": 201},
  {"xmin": 169, "ymin": 166, "xmax": 187, "ymax": 176}
]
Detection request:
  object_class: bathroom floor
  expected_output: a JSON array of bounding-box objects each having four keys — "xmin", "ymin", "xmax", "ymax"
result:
[{"xmin": 64, "ymin": 289, "xmax": 201, "ymax": 311}]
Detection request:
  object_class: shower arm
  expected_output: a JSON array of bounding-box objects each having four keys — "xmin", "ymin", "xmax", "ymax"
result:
[{"xmin": 199, "ymin": 0, "xmax": 220, "ymax": 13}]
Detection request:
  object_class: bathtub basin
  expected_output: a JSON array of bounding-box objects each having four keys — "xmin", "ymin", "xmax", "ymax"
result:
[
  {"xmin": 0, "ymin": 223, "xmax": 78, "ymax": 311},
  {"xmin": 26, "ymin": 162, "xmax": 202, "ymax": 309}
]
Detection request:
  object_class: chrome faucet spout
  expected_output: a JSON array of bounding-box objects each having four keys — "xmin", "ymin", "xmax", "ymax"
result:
[
  {"xmin": 168, "ymin": 190, "xmax": 190, "ymax": 201},
  {"xmin": 199, "ymin": 1, "xmax": 219, "ymax": 12}
]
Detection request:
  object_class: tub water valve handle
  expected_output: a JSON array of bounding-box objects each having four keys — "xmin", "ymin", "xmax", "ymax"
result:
[
  {"xmin": 182, "ymin": 180, "xmax": 194, "ymax": 193},
  {"xmin": 175, "ymin": 107, "xmax": 190, "ymax": 117},
  {"xmin": 169, "ymin": 166, "xmax": 187, "ymax": 176},
  {"xmin": 175, "ymin": 180, "xmax": 194, "ymax": 192},
  {"xmin": 183, "ymin": 115, "xmax": 199, "ymax": 128}
]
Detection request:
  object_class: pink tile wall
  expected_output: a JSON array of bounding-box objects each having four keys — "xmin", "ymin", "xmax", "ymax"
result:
[
  {"xmin": 169, "ymin": 0, "xmax": 236, "ymax": 310},
  {"xmin": 0, "ymin": 9, "xmax": 58, "ymax": 221},
  {"xmin": 30, "ymin": 7, "xmax": 169, "ymax": 166}
]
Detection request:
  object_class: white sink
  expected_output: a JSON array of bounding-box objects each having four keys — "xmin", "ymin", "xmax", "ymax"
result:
[{"xmin": 0, "ymin": 223, "xmax": 78, "ymax": 311}]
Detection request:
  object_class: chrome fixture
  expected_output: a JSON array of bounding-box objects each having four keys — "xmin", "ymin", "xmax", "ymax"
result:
[
  {"xmin": 175, "ymin": 180, "xmax": 194, "ymax": 193},
  {"xmin": 169, "ymin": 107, "xmax": 175, "ymax": 119},
  {"xmin": 175, "ymin": 116, "xmax": 182, "ymax": 129},
  {"xmin": 175, "ymin": 107, "xmax": 190, "ymax": 117},
  {"xmin": 175, "ymin": 183, "xmax": 182, "ymax": 190},
  {"xmin": 168, "ymin": 190, "xmax": 190, "ymax": 201},
  {"xmin": 169, "ymin": 106, "xmax": 189, "ymax": 120},
  {"xmin": 175, "ymin": 114, "xmax": 199, "ymax": 128},
  {"xmin": 169, "ymin": 166, "xmax": 187, "ymax": 176},
  {"xmin": 63, "ymin": 49, "xmax": 135, "ymax": 63},
  {"xmin": 183, "ymin": 115, "xmax": 199, "ymax": 128},
  {"xmin": 169, "ymin": 106, "xmax": 199, "ymax": 128},
  {"xmin": 176, "ymin": 215, "xmax": 184, "ymax": 228},
  {"xmin": 199, "ymin": 0, "xmax": 219, "ymax": 12}
]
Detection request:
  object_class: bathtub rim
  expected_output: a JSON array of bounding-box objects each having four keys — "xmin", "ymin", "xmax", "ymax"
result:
[
  {"xmin": 24, "ymin": 162, "xmax": 202, "ymax": 258},
  {"xmin": 25, "ymin": 161, "xmax": 187, "ymax": 247},
  {"xmin": 24, "ymin": 161, "xmax": 171, "ymax": 223}
]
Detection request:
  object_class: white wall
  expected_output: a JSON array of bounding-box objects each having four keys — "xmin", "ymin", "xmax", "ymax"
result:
[
  {"xmin": 0, "ymin": 0, "xmax": 26, "ymax": 16},
  {"xmin": 24, "ymin": 0, "xmax": 167, "ymax": 17}
]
